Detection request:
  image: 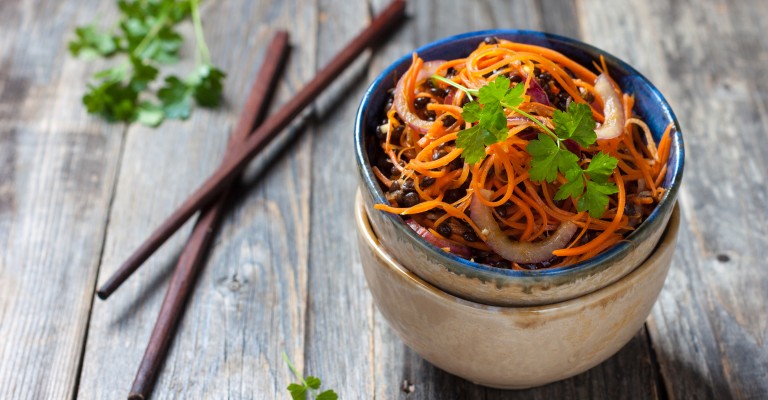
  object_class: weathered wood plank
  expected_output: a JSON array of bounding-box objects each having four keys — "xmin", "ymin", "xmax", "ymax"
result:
[
  {"xmin": 77, "ymin": 0, "xmax": 320, "ymax": 398},
  {"xmin": 580, "ymin": 0, "xmax": 768, "ymax": 398},
  {"xmin": 0, "ymin": 0, "xmax": 126, "ymax": 398},
  {"xmin": 300, "ymin": 0, "xmax": 376, "ymax": 396}
]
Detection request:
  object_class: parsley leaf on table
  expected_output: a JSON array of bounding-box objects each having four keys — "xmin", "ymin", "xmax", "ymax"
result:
[
  {"xmin": 69, "ymin": 0, "xmax": 225, "ymax": 126},
  {"xmin": 189, "ymin": 64, "xmax": 226, "ymax": 107},
  {"xmin": 158, "ymin": 76, "xmax": 192, "ymax": 119},
  {"xmin": 283, "ymin": 352, "xmax": 339, "ymax": 400},
  {"xmin": 69, "ymin": 25, "xmax": 119, "ymax": 58}
]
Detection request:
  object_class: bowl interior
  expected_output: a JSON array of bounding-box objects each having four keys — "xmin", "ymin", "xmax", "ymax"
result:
[{"xmin": 355, "ymin": 29, "xmax": 684, "ymax": 280}]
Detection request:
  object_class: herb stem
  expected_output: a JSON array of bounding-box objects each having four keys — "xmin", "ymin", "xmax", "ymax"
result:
[
  {"xmin": 190, "ymin": 0, "xmax": 211, "ymax": 65},
  {"xmin": 132, "ymin": 13, "xmax": 168, "ymax": 59},
  {"xmin": 502, "ymin": 102, "xmax": 560, "ymax": 144},
  {"xmin": 431, "ymin": 74, "xmax": 477, "ymax": 101},
  {"xmin": 282, "ymin": 351, "xmax": 318, "ymax": 397}
]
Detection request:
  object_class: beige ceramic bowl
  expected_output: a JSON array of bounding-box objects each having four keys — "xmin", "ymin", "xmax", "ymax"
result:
[{"xmin": 356, "ymin": 191, "xmax": 680, "ymax": 389}]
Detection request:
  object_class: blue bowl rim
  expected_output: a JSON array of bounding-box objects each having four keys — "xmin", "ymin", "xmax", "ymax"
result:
[{"xmin": 354, "ymin": 29, "xmax": 684, "ymax": 279}]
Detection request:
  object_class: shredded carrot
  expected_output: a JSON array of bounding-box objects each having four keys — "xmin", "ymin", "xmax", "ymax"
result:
[{"xmin": 369, "ymin": 39, "xmax": 673, "ymax": 270}]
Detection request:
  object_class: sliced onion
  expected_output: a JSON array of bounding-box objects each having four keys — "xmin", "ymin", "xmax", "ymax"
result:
[
  {"xmin": 469, "ymin": 189, "xmax": 577, "ymax": 263},
  {"xmin": 394, "ymin": 60, "xmax": 445, "ymax": 134},
  {"xmin": 594, "ymin": 74, "xmax": 625, "ymax": 139},
  {"xmin": 526, "ymin": 78, "xmax": 551, "ymax": 106},
  {"xmin": 406, "ymin": 219, "xmax": 472, "ymax": 258}
]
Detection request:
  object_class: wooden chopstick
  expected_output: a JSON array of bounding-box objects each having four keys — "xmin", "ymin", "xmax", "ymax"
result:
[
  {"xmin": 126, "ymin": 32, "xmax": 291, "ymax": 400},
  {"xmin": 97, "ymin": 0, "xmax": 406, "ymax": 299}
]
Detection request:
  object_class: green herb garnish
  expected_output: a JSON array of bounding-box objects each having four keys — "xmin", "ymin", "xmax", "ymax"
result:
[
  {"xmin": 283, "ymin": 352, "xmax": 338, "ymax": 400},
  {"xmin": 431, "ymin": 74, "xmax": 620, "ymax": 218},
  {"xmin": 69, "ymin": 0, "xmax": 225, "ymax": 126}
]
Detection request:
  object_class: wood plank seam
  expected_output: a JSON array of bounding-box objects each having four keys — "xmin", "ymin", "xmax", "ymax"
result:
[{"xmin": 71, "ymin": 124, "xmax": 130, "ymax": 400}]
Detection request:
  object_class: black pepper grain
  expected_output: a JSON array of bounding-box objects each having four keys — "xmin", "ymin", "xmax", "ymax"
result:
[
  {"xmin": 483, "ymin": 36, "xmax": 498, "ymax": 45},
  {"xmin": 442, "ymin": 115, "xmax": 457, "ymax": 127}
]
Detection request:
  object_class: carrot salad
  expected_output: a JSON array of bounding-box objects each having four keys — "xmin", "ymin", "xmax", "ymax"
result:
[{"xmin": 370, "ymin": 37, "xmax": 672, "ymax": 270}]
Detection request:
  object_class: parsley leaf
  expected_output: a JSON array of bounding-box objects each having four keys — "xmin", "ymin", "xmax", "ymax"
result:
[
  {"xmin": 189, "ymin": 64, "xmax": 226, "ymax": 107},
  {"xmin": 580, "ymin": 180, "xmax": 619, "ymax": 218},
  {"xmin": 527, "ymin": 134, "xmax": 580, "ymax": 183},
  {"xmin": 69, "ymin": 0, "xmax": 225, "ymax": 127},
  {"xmin": 283, "ymin": 352, "xmax": 338, "ymax": 400},
  {"xmin": 316, "ymin": 390, "xmax": 339, "ymax": 400},
  {"xmin": 158, "ymin": 76, "xmax": 193, "ymax": 120},
  {"xmin": 554, "ymin": 171, "xmax": 585, "ymax": 201},
  {"xmin": 461, "ymin": 101, "xmax": 481, "ymax": 123},
  {"xmin": 553, "ymin": 152, "xmax": 619, "ymax": 217},
  {"xmin": 305, "ymin": 376, "xmax": 322, "ymax": 390},
  {"xmin": 288, "ymin": 383, "xmax": 307, "ymax": 400},
  {"xmin": 584, "ymin": 151, "xmax": 618, "ymax": 183},
  {"xmin": 553, "ymin": 102, "xmax": 596, "ymax": 146},
  {"xmin": 478, "ymin": 76, "xmax": 512, "ymax": 105},
  {"xmin": 456, "ymin": 124, "xmax": 491, "ymax": 164},
  {"xmin": 434, "ymin": 73, "xmax": 620, "ymax": 218},
  {"xmin": 69, "ymin": 25, "xmax": 118, "ymax": 59},
  {"xmin": 137, "ymin": 101, "xmax": 165, "ymax": 126},
  {"xmin": 527, "ymin": 134, "xmax": 560, "ymax": 182},
  {"xmin": 454, "ymin": 75, "xmax": 522, "ymax": 164}
]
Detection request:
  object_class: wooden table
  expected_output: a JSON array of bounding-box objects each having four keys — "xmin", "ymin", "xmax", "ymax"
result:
[{"xmin": 1, "ymin": 0, "xmax": 766, "ymax": 398}]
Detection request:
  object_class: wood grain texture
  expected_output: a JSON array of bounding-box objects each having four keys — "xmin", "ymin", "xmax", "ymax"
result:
[
  {"xmin": 77, "ymin": 0, "xmax": 318, "ymax": 398},
  {"xmin": 0, "ymin": 0, "xmax": 126, "ymax": 398},
  {"xmin": 1, "ymin": 0, "xmax": 767, "ymax": 398},
  {"xmin": 580, "ymin": 0, "xmax": 768, "ymax": 398},
  {"xmin": 302, "ymin": 0, "xmax": 376, "ymax": 396}
]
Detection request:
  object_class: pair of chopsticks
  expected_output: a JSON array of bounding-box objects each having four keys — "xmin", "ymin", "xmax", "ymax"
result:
[{"xmin": 95, "ymin": 1, "xmax": 407, "ymax": 399}]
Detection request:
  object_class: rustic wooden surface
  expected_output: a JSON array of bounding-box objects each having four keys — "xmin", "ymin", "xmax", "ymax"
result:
[{"xmin": 0, "ymin": 0, "xmax": 766, "ymax": 398}]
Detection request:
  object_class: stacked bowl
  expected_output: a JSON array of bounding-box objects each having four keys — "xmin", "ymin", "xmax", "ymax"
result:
[{"xmin": 354, "ymin": 30, "xmax": 684, "ymax": 388}]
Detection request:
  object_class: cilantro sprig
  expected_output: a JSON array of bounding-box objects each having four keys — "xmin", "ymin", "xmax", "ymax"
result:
[
  {"xmin": 283, "ymin": 352, "xmax": 338, "ymax": 400},
  {"xmin": 431, "ymin": 73, "xmax": 620, "ymax": 218},
  {"xmin": 69, "ymin": 0, "xmax": 225, "ymax": 127}
]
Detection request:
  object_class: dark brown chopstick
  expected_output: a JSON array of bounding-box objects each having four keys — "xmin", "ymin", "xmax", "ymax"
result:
[
  {"xmin": 126, "ymin": 32, "xmax": 291, "ymax": 400},
  {"xmin": 97, "ymin": 0, "xmax": 406, "ymax": 300}
]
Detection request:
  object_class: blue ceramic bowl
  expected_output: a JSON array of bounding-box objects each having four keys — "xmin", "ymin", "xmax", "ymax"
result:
[{"xmin": 354, "ymin": 30, "xmax": 684, "ymax": 306}]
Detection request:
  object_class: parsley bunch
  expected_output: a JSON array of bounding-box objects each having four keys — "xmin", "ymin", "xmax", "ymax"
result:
[
  {"xmin": 283, "ymin": 352, "xmax": 338, "ymax": 400},
  {"xmin": 69, "ymin": 0, "xmax": 225, "ymax": 126},
  {"xmin": 432, "ymin": 74, "xmax": 619, "ymax": 218}
]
